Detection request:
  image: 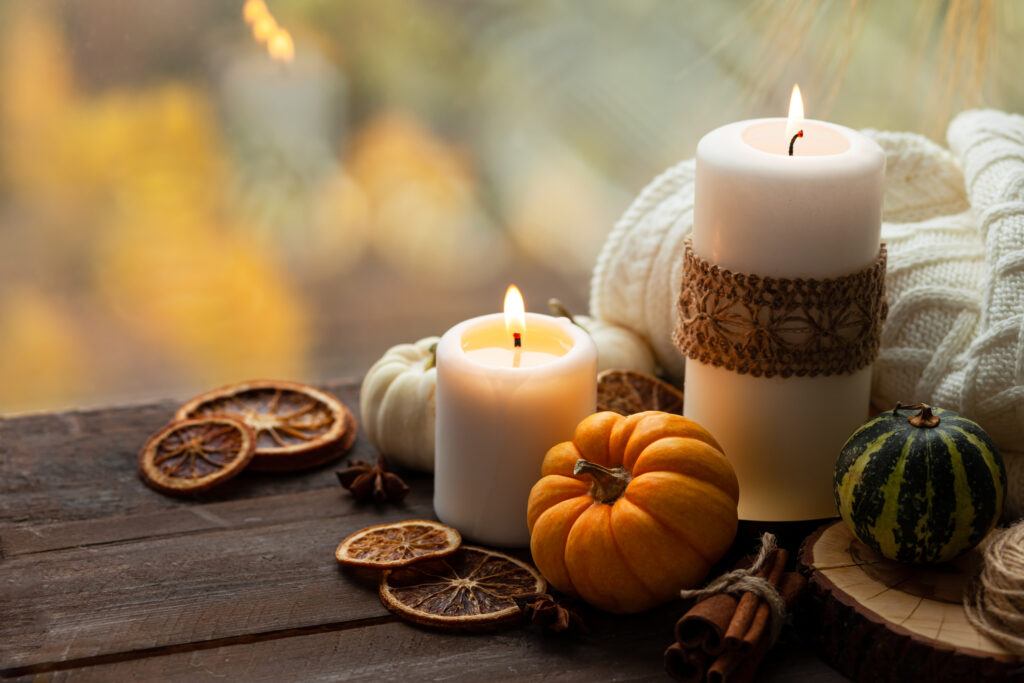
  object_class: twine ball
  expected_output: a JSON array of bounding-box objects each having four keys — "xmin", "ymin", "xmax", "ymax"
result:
[{"xmin": 963, "ymin": 522, "xmax": 1024, "ymax": 655}]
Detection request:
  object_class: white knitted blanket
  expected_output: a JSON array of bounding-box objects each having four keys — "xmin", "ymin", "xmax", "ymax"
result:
[{"xmin": 590, "ymin": 109, "xmax": 1024, "ymax": 518}]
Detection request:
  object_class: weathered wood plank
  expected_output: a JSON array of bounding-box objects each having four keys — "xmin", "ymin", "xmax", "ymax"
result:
[
  {"xmin": 5, "ymin": 613, "xmax": 674, "ymax": 681},
  {"xmin": 0, "ymin": 488, "xmax": 433, "ymax": 669},
  {"xmin": 3, "ymin": 619, "xmax": 847, "ymax": 682},
  {"xmin": 0, "ymin": 382, "xmax": 362, "ymax": 527},
  {"xmin": 1, "ymin": 477, "xmax": 430, "ymax": 557}
]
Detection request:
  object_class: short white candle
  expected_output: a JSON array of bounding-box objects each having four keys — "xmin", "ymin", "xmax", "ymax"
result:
[
  {"xmin": 435, "ymin": 288, "xmax": 597, "ymax": 546},
  {"xmin": 685, "ymin": 86, "xmax": 886, "ymax": 521}
]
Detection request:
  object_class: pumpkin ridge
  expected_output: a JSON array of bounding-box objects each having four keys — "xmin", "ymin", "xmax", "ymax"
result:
[
  {"xmin": 532, "ymin": 496, "xmax": 592, "ymax": 595},
  {"xmin": 949, "ymin": 424, "xmax": 1006, "ymax": 518},
  {"xmin": 620, "ymin": 492, "xmax": 713, "ymax": 568},
  {"xmin": 564, "ymin": 504, "xmax": 656, "ymax": 612},
  {"xmin": 629, "ymin": 437, "xmax": 739, "ymax": 501},
  {"xmin": 868, "ymin": 431, "xmax": 915, "ymax": 560},
  {"xmin": 623, "ymin": 475, "xmax": 720, "ymax": 566},
  {"xmin": 835, "ymin": 418, "xmax": 897, "ymax": 485},
  {"xmin": 847, "ymin": 430, "xmax": 904, "ymax": 549},
  {"xmin": 919, "ymin": 436, "xmax": 936, "ymax": 558},
  {"xmin": 835, "ymin": 429, "xmax": 896, "ymax": 539},
  {"xmin": 608, "ymin": 496, "xmax": 705, "ymax": 600},
  {"xmin": 945, "ymin": 425, "xmax": 1000, "ymax": 548},
  {"xmin": 935, "ymin": 430, "xmax": 977, "ymax": 561},
  {"xmin": 922, "ymin": 426, "xmax": 955, "ymax": 560},
  {"xmin": 605, "ymin": 505, "xmax": 661, "ymax": 603},
  {"xmin": 527, "ymin": 474, "xmax": 589, "ymax": 531},
  {"xmin": 896, "ymin": 428, "xmax": 944, "ymax": 561},
  {"xmin": 630, "ymin": 469, "xmax": 739, "ymax": 507},
  {"xmin": 620, "ymin": 414, "xmax": 722, "ymax": 470}
]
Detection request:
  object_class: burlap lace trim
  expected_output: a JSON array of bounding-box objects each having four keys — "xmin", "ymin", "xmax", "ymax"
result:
[{"xmin": 674, "ymin": 241, "xmax": 888, "ymax": 378}]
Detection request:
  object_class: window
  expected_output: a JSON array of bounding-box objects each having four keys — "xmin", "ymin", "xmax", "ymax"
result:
[{"xmin": 0, "ymin": 0, "xmax": 1019, "ymax": 412}]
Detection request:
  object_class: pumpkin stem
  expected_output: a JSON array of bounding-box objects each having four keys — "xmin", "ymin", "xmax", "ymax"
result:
[
  {"xmin": 573, "ymin": 458, "xmax": 631, "ymax": 503},
  {"xmin": 425, "ymin": 342, "xmax": 438, "ymax": 371},
  {"xmin": 548, "ymin": 298, "xmax": 579, "ymax": 327},
  {"xmin": 895, "ymin": 402, "xmax": 941, "ymax": 428}
]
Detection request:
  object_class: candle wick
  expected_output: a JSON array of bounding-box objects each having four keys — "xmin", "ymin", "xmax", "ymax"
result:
[
  {"xmin": 788, "ymin": 130, "xmax": 804, "ymax": 156},
  {"xmin": 512, "ymin": 331, "xmax": 522, "ymax": 368}
]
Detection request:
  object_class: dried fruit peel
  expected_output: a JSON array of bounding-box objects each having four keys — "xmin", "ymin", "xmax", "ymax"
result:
[
  {"xmin": 177, "ymin": 380, "xmax": 356, "ymax": 471},
  {"xmin": 138, "ymin": 416, "xmax": 255, "ymax": 496},
  {"xmin": 379, "ymin": 546, "xmax": 546, "ymax": 630},
  {"xmin": 596, "ymin": 369, "xmax": 684, "ymax": 416},
  {"xmin": 336, "ymin": 520, "xmax": 461, "ymax": 569}
]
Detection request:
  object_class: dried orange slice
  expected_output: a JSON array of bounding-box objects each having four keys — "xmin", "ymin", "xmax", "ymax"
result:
[
  {"xmin": 335, "ymin": 520, "xmax": 461, "ymax": 569},
  {"xmin": 379, "ymin": 546, "xmax": 547, "ymax": 630},
  {"xmin": 138, "ymin": 416, "xmax": 255, "ymax": 496},
  {"xmin": 176, "ymin": 380, "xmax": 356, "ymax": 472},
  {"xmin": 596, "ymin": 369, "xmax": 684, "ymax": 416}
]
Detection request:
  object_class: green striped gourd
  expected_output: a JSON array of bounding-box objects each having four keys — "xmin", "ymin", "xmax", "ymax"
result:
[{"xmin": 834, "ymin": 403, "xmax": 1005, "ymax": 563}]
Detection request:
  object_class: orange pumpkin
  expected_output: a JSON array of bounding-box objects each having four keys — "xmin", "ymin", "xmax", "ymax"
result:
[{"xmin": 526, "ymin": 410, "xmax": 739, "ymax": 614}]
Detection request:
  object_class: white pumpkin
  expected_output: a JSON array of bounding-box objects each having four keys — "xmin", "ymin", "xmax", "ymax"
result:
[
  {"xmin": 360, "ymin": 337, "xmax": 439, "ymax": 472},
  {"xmin": 578, "ymin": 315, "xmax": 657, "ymax": 374},
  {"xmin": 547, "ymin": 299, "xmax": 656, "ymax": 374}
]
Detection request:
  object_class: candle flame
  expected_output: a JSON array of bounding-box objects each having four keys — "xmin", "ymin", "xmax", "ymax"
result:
[
  {"xmin": 504, "ymin": 285, "xmax": 526, "ymax": 342},
  {"xmin": 268, "ymin": 29, "xmax": 295, "ymax": 62},
  {"xmin": 243, "ymin": 0, "xmax": 294, "ymax": 64},
  {"xmin": 786, "ymin": 84, "xmax": 804, "ymax": 144}
]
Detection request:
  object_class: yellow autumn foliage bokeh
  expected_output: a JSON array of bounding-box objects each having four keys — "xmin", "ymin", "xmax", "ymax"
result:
[
  {"xmin": 348, "ymin": 113, "xmax": 508, "ymax": 285},
  {"xmin": 0, "ymin": 289, "xmax": 88, "ymax": 412},
  {"xmin": 0, "ymin": 4, "xmax": 309, "ymax": 410}
]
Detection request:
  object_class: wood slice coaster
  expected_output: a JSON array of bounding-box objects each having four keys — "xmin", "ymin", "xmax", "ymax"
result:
[{"xmin": 797, "ymin": 521, "xmax": 1021, "ymax": 683}]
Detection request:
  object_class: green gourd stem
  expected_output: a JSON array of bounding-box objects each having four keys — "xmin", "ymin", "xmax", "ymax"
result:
[
  {"xmin": 573, "ymin": 458, "xmax": 631, "ymax": 504},
  {"xmin": 894, "ymin": 402, "xmax": 941, "ymax": 428},
  {"xmin": 425, "ymin": 342, "xmax": 438, "ymax": 371}
]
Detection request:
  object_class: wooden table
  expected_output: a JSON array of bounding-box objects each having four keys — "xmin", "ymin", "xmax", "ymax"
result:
[{"xmin": 0, "ymin": 381, "xmax": 847, "ymax": 681}]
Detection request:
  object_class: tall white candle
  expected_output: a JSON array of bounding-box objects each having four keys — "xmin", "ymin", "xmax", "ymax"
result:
[
  {"xmin": 685, "ymin": 89, "xmax": 885, "ymax": 521},
  {"xmin": 435, "ymin": 292, "xmax": 596, "ymax": 546}
]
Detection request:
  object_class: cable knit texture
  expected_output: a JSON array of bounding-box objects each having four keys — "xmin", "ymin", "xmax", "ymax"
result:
[{"xmin": 590, "ymin": 110, "xmax": 1024, "ymax": 518}]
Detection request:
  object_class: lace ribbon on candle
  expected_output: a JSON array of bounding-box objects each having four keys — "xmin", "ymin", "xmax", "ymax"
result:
[{"xmin": 674, "ymin": 240, "xmax": 888, "ymax": 378}]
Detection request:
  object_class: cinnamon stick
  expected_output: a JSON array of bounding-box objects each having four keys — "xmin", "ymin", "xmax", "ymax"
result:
[
  {"xmin": 706, "ymin": 571, "xmax": 806, "ymax": 683},
  {"xmin": 666, "ymin": 536, "xmax": 808, "ymax": 683},
  {"xmin": 664, "ymin": 642, "xmax": 710, "ymax": 683},
  {"xmin": 672, "ymin": 546, "xmax": 780, "ymax": 658},
  {"xmin": 674, "ymin": 593, "xmax": 738, "ymax": 655},
  {"xmin": 722, "ymin": 548, "xmax": 788, "ymax": 653},
  {"xmin": 721, "ymin": 547, "xmax": 786, "ymax": 647}
]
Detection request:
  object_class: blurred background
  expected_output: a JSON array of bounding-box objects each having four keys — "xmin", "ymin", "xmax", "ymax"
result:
[{"xmin": 0, "ymin": 0, "xmax": 1021, "ymax": 413}]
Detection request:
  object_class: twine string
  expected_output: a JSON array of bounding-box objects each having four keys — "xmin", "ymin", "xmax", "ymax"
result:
[
  {"xmin": 674, "ymin": 240, "xmax": 889, "ymax": 378},
  {"xmin": 963, "ymin": 521, "xmax": 1024, "ymax": 655},
  {"xmin": 678, "ymin": 533, "xmax": 787, "ymax": 647}
]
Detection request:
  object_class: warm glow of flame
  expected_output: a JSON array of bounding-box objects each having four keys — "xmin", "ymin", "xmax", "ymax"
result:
[
  {"xmin": 243, "ymin": 0, "xmax": 294, "ymax": 63},
  {"xmin": 504, "ymin": 285, "xmax": 526, "ymax": 341},
  {"xmin": 253, "ymin": 16, "xmax": 277, "ymax": 43},
  {"xmin": 268, "ymin": 30, "xmax": 294, "ymax": 63},
  {"xmin": 243, "ymin": 0, "xmax": 268, "ymax": 24},
  {"xmin": 785, "ymin": 84, "xmax": 804, "ymax": 143}
]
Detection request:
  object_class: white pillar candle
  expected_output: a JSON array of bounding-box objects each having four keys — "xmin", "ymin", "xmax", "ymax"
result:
[
  {"xmin": 685, "ymin": 88, "xmax": 885, "ymax": 521},
  {"xmin": 435, "ymin": 289, "xmax": 597, "ymax": 546}
]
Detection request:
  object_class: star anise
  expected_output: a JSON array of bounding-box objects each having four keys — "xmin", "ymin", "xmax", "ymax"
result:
[
  {"xmin": 514, "ymin": 592, "xmax": 587, "ymax": 634},
  {"xmin": 336, "ymin": 454, "xmax": 409, "ymax": 504}
]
